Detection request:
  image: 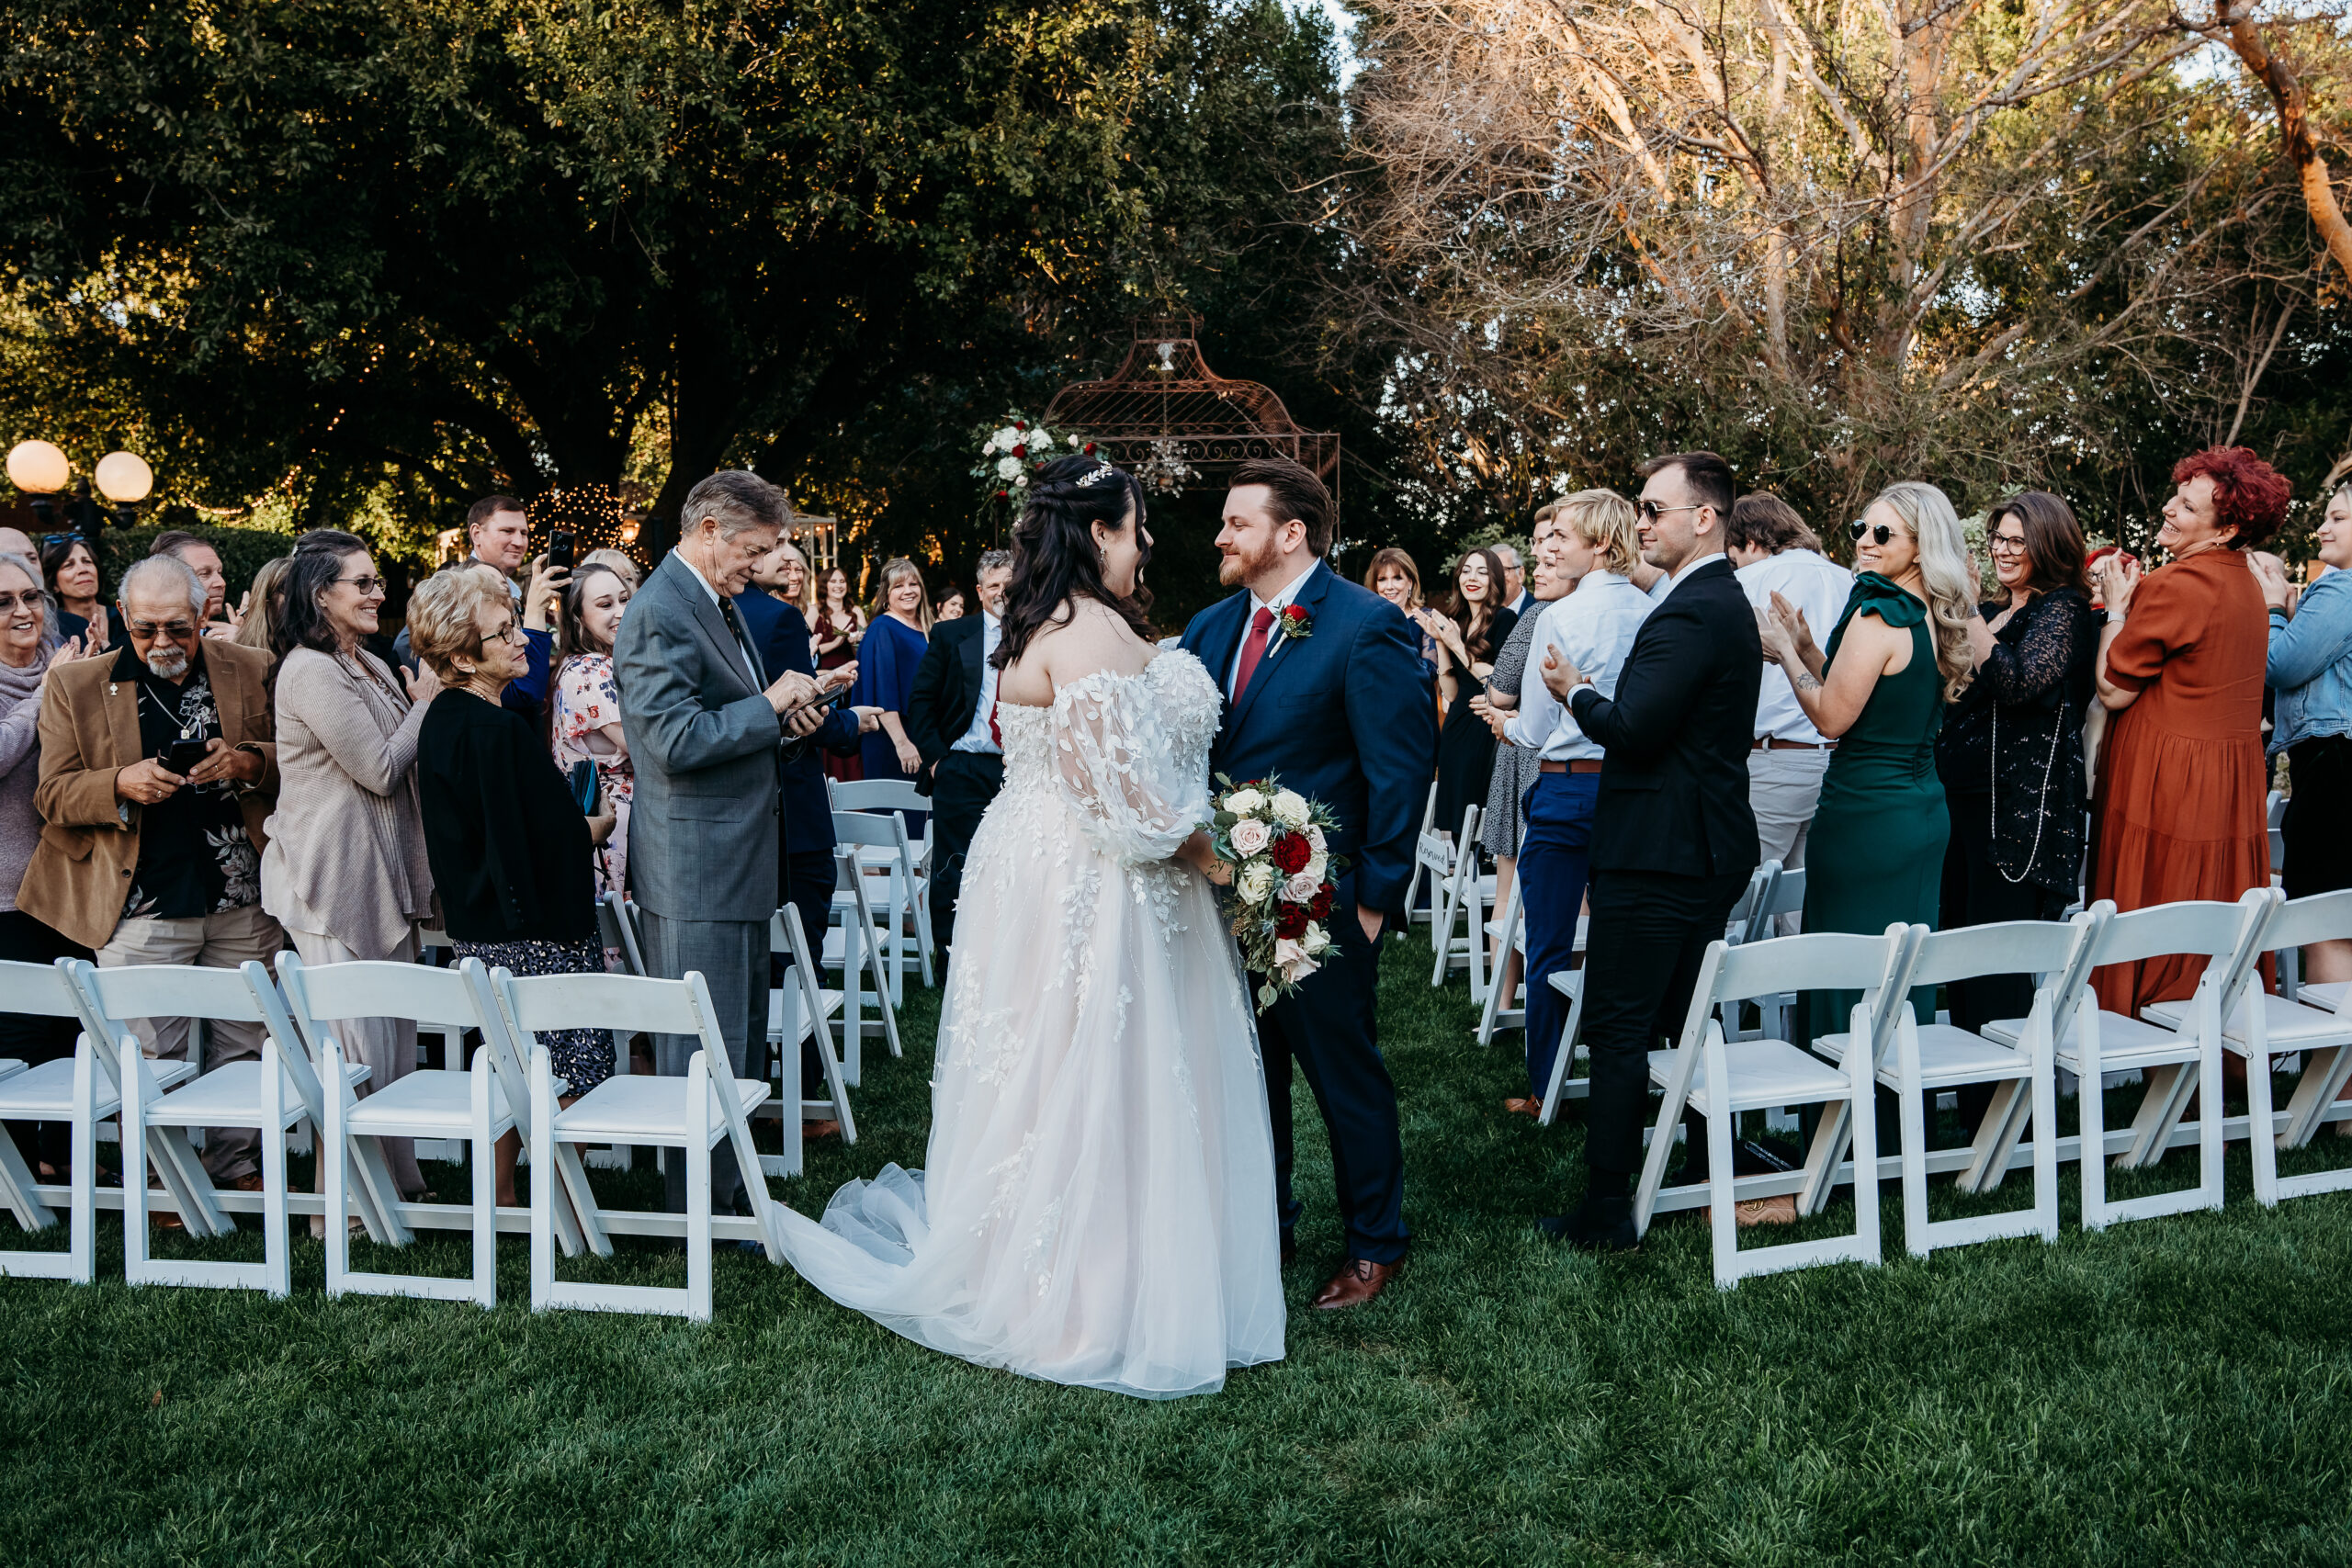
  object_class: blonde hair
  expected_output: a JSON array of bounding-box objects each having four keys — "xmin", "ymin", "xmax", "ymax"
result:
[
  {"xmin": 873, "ymin": 557, "xmax": 932, "ymax": 632},
  {"xmin": 581, "ymin": 547, "xmax": 639, "ymax": 590},
  {"xmin": 235, "ymin": 558, "xmax": 293, "ymax": 653},
  {"xmin": 406, "ymin": 564, "xmax": 514, "ymax": 682},
  {"xmin": 1556, "ymin": 488, "xmax": 1642, "ymax": 577},
  {"xmin": 1871, "ymin": 480, "xmax": 1977, "ymax": 702},
  {"xmin": 1361, "ymin": 547, "xmax": 1424, "ymax": 605}
]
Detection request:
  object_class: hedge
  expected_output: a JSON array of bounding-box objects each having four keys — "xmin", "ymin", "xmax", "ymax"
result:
[{"xmin": 93, "ymin": 525, "xmax": 300, "ymax": 601}]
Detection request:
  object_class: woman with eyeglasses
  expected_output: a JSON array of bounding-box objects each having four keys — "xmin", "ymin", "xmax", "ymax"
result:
[
  {"xmin": 1758, "ymin": 482, "xmax": 1978, "ymax": 1048},
  {"xmin": 261, "ymin": 531, "xmax": 445, "ymax": 1213},
  {"xmin": 413, "ymin": 566, "xmax": 616, "ymax": 1209},
  {"xmin": 1930, "ymin": 491, "xmax": 2098, "ymax": 1127},
  {"xmin": 40, "ymin": 535, "xmax": 120, "ymax": 650},
  {"xmin": 2087, "ymin": 446, "xmax": 2282, "ymax": 1015}
]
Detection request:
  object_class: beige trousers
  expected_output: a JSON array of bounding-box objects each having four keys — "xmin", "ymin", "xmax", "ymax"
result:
[
  {"xmin": 1747, "ymin": 747, "xmax": 1834, "ymax": 937},
  {"xmin": 96, "ymin": 901, "xmax": 288, "ymax": 1181},
  {"xmin": 284, "ymin": 925, "xmax": 425, "ymax": 1200}
]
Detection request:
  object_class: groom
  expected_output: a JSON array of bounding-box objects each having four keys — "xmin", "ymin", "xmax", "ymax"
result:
[{"xmin": 1182, "ymin": 457, "xmax": 1435, "ymax": 1308}]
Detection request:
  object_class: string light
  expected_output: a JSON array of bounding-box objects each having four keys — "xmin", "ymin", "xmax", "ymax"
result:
[{"xmin": 528, "ymin": 484, "xmax": 641, "ymax": 564}]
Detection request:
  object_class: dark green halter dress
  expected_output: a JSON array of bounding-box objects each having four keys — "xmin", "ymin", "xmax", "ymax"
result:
[{"xmin": 1798, "ymin": 572, "xmax": 1949, "ymax": 1046}]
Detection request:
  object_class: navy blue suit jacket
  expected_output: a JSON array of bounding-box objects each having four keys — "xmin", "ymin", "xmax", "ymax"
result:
[
  {"xmin": 1181, "ymin": 561, "xmax": 1436, "ymax": 915},
  {"xmin": 736, "ymin": 590, "xmax": 857, "ymax": 858}
]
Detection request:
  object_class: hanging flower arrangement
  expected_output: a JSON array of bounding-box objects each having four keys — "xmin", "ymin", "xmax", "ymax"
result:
[{"xmin": 971, "ymin": 412, "xmax": 1100, "ymax": 524}]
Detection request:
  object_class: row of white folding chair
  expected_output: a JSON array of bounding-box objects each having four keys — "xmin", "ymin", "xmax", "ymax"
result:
[
  {"xmin": 1402, "ymin": 783, "xmax": 1443, "ymax": 931},
  {"xmin": 813, "ymin": 846, "xmax": 903, "ymax": 1082},
  {"xmin": 831, "ymin": 808, "xmax": 922, "ymax": 1004},
  {"xmin": 830, "ymin": 778, "xmax": 934, "ymax": 992},
  {"xmin": 1427, "ymin": 805, "xmax": 1484, "ymax": 987},
  {"xmin": 763, "ymin": 903, "xmax": 857, "ymax": 1171}
]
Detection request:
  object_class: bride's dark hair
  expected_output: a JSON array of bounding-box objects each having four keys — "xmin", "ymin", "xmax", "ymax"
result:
[{"xmin": 992, "ymin": 455, "xmax": 1154, "ymax": 669}]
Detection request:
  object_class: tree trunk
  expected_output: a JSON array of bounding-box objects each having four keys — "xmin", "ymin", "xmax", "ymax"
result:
[{"xmin": 2219, "ymin": 2, "xmax": 2352, "ymax": 289}]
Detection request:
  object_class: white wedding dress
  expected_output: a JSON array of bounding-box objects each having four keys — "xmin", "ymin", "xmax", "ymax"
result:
[{"xmin": 771, "ymin": 650, "xmax": 1285, "ymax": 1399}]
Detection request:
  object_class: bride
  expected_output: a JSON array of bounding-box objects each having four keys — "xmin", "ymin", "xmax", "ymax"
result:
[{"xmin": 771, "ymin": 455, "xmax": 1284, "ymax": 1398}]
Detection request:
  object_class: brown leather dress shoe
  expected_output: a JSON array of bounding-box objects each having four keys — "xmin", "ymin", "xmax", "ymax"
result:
[
  {"xmin": 1503, "ymin": 1097, "xmax": 1543, "ymax": 1118},
  {"xmin": 1310, "ymin": 1257, "xmax": 1397, "ymax": 1310},
  {"xmin": 803, "ymin": 1119, "xmax": 842, "ymax": 1140}
]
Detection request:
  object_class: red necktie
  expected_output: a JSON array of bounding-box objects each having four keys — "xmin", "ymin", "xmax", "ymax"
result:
[
  {"xmin": 1233, "ymin": 605, "xmax": 1276, "ymax": 700},
  {"xmin": 989, "ymin": 697, "xmax": 1001, "ymax": 748}
]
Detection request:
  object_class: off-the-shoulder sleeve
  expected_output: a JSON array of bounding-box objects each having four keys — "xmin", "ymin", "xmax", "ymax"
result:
[
  {"xmin": 2105, "ymin": 565, "xmax": 2197, "ymax": 694},
  {"xmin": 1049, "ymin": 674, "xmax": 1205, "ymax": 865}
]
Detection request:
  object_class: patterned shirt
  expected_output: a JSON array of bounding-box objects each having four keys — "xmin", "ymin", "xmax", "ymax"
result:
[{"xmin": 119, "ymin": 645, "xmax": 260, "ymax": 919}]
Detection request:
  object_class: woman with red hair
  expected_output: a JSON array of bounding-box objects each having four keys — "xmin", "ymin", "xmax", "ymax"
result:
[{"xmin": 2089, "ymin": 446, "xmax": 2285, "ymax": 1012}]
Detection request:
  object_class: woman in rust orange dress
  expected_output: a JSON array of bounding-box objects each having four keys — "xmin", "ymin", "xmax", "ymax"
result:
[{"xmin": 2088, "ymin": 446, "xmax": 2285, "ymax": 1014}]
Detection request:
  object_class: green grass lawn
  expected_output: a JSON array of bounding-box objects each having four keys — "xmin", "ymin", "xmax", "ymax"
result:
[{"xmin": 7, "ymin": 936, "xmax": 2352, "ymax": 1566}]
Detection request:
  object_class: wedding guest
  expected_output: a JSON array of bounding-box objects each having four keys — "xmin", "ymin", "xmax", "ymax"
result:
[
  {"xmin": 935, "ymin": 587, "xmax": 967, "ymax": 622},
  {"xmin": 1496, "ymin": 541, "xmax": 1532, "ymax": 616},
  {"xmin": 1729, "ymin": 493, "xmax": 1853, "ymax": 904},
  {"xmin": 27, "ymin": 554, "xmax": 280, "ymax": 1186},
  {"xmin": 43, "ymin": 535, "xmax": 119, "ymax": 649},
  {"xmin": 2090, "ymin": 446, "xmax": 2282, "ymax": 1014},
  {"xmin": 813, "ymin": 565, "xmax": 866, "ymax": 781},
  {"xmin": 1475, "ymin": 507, "xmax": 1569, "ymax": 1013},
  {"xmin": 232, "ymin": 556, "xmax": 292, "ymax": 655},
  {"xmin": 413, "ymin": 567, "xmax": 615, "ymax": 1206},
  {"xmin": 147, "ymin": 532, "xmax": 232, "ymax": 635},
  {"xmin": 850, "ymin": 557, "xmax": 932, "ymax": 791},
  {"xmin": 398, "ymin": 496, "xmax": 562, "ymax": 716},
  {"xmin": 908, "ymin": 549, "xmax": 1015, "ymax": 959},
  {"xmin": 0, "ymin": 553, "xmax": 96, "ymax": 1179},
  {"xmin": 261, "ymin": 531, "xmax": 438, "ymax": 1204},
  {"xmin": 552, "ymin": 563, "xmax": 635, "ymax": 898},
  {"xmin": 2255, "ymin": 469, "xmax": 2352, "ymax": 984},
  {"xmin": 1760, "ymin": 481, "xmax": 1974, "ymax": 1052},
  {"xmin": 1431, "ymin": 547, "xmax": 1516, "ymax": 842},
  {"xmin": 0, "ymin": 529, "xmax": 35, "ymax": 572},
  {"xmin": 582, "ymin": 547, "xmax": 640, "ymax": 591},
  {"xmin": 617, "ymin": 470, "xmax": 828, "ymax": 1217},
  {"xmin": 1537, "ymin": 450, "xmax": 1760, "ymax": 1250},
  {"xmin": 1363, "ymin": 547, "xmax": 1441, "ymax": 687},
  {"xmin": 1937, "ymin": 493, "xmax": 2098, "ymax": 1020},
  {"xmin": 1507, "ymin": 491, "xmax": 1652, "ymax": 1116}
]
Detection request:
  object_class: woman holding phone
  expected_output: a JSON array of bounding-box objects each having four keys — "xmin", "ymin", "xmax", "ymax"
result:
[{"xmin": 552, "ymin": 563, "xmax": 635, "ymax": 897}]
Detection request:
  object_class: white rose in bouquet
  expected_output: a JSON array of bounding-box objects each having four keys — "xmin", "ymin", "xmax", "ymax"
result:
[
  {"xmin": 1014, "ymin": 474, "xmax": 1029, "ymax": 487},
  {"xmin": 1271, "ymin": 790, "xmax": 1310, "ymax": 829},
  {"xmin": 1229, "ymin": 817, "xmax": 1272, "ymax": 857},
  {"xmin": 992, "ymin": 425, "xmax": 1022, "ymax": 450},
  {"xmin": 996, "ymin": 456, "xmax": 1023, "ymax": 480},
  {"xmin": 1303, "ymin": 921, "xmax": 1331, "ymax": 956},
  {"xmin": 1226, "ymin": 788, "xmax": 1267, "ymax": 816},
  {"xmin": 1273, "ymin": 937, "xmax": 1318, "ymax": 980},
  {"xmin": 1283, "ymin": 871, "xmax": 1321, "ymax": 904},
  {"xmin": 1238, "ymin": 861, "xmax": 1275, "ymax": 903},
  {"xmin": 1304, "ymin": 852, "xmax": 1328, "ymax": 884},
  {"xmin": 1306, "ymin": 824, "xmax": 1326, "ymax": 852}
]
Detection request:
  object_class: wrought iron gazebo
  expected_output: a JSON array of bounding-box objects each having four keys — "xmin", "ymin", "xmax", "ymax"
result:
[{"xmin": 1041, "ymin": 316, "xmax": 1340, "ymax": 517}]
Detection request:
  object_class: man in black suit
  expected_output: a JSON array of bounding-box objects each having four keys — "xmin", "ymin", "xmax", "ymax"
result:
[
  {"xmin": 905, "ymin": 549, "xmax": 1014, "ymax": 962},
  {"xmin": 1537, "ymin": 450, "xmax": 1762, "ymax": 1250}
]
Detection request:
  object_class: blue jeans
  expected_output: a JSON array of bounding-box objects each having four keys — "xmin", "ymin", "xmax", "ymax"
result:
[{"xmin": 1520, "ymin": 770, "xmax": 1600, "ymax": 1100}]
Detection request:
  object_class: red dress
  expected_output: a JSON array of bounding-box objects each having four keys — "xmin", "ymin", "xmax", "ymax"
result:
[
  {"xmin": 2089, "ymin": 547, "xmax": 2272, "ymax": 1013},
  {"xmin": 814, "ymin": 607, "xmax": 865, "ymax": 783}
]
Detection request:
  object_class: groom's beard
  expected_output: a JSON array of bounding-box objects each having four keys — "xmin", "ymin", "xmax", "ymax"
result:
[{"xmin": 1218, "ymin": 537, "xmax": 1276, "ymax": 588}]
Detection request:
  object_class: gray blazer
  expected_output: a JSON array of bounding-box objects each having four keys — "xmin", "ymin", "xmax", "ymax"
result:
[{"xmin": 616, "ymin": 552, "xmax": 784, "ymax": 922}]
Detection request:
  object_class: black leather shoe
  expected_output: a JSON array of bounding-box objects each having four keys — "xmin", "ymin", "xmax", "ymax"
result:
[
  {"xmin": 1280, "ymin": 1232, "xmax": 1298, "ymax": 1268},
  {"xmin": 1537, "ymin": 1194, "xmax": 1639, "ymax": 1253}
]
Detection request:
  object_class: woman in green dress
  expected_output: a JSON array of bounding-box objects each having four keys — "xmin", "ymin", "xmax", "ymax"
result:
[{"xmin": 1758, "ymin": 480, "xmax": 1981, "ymax": 1048}]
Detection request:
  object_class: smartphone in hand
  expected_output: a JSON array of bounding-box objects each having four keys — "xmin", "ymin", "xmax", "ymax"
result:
[
  {"xmin": 548, "ymin": 529, "xmax": 577, "ymax": 571},
  {"xmin": 163, "ymin": 738, "xmax": 211, "ymax": 777}
]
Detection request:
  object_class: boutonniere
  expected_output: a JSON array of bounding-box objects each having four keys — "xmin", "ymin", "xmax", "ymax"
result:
[{"xmin": 1274, "ymin": 603, "xmax": 1314, "ymax": 646}]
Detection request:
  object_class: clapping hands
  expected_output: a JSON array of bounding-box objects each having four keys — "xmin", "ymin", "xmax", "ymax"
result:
[
  {"xmin": 1756, "ymin": 591, "xmax": 1815, "ymax": 665},
  {"xmin": 2249, "ymin": 550, "xmax": 2297, "ymax": 615}
]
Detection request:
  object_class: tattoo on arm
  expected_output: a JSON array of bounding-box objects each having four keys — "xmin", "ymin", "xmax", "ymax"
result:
[{"xmin": 1793, "ymin": 671, "xmax": 1822, "ymax": 693}]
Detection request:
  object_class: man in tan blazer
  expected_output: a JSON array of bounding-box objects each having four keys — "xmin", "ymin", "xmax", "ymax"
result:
[{"xmin": 20, "ymin": 556, "xmax": 284, "ymax": 1183}]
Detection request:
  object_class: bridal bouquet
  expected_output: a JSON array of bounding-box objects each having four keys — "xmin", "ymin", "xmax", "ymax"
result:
[{"xmin": 1204, "ymin": 774, "xmax": 1348, "ymax": 1011}]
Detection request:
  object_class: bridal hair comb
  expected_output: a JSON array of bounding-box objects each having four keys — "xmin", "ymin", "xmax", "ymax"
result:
[{"xmin": 1080, "ymin": 461, "xmax": 1122, "ymax": 487}]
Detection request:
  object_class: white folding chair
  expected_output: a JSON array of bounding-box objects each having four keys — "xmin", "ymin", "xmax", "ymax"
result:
[
  {"xmin": 1815, "ymin": 912, "xmax": 2103, "ymax": 1257},
  {"xmin": 1715, "ymin": 861, "xmax": 1781, "ymax": 1042},
  {"xmin": 1744, "ymin": 866, "xmax": 1807, "ymax": 1039},
  {"xmin": 1476, "ymin": 874, "xmax": 1527, "ymax": 1045},
  {"xmin": 92, "ymin": 958, "xmax": 372, "ymax": 1296},
  {"xmin": 503, "ymin": 968, "xmax": 782, "ymax": 1321},
  {"xmin": 1403, "ymin": 782, "xmax": 1441, "ymax": 931},
  {"xmin": 823, "ymin": 845, "xmax": 902, "ymax": 1074},
  {"xmin": 1984, "ymin": 888, "xmax": 2277, "ymax": 1230},
  {"xmin": 831, "ymin": 780, "xmax": 935, "ymax": 987},
  {"xmin": 763, "ymin": 904, "xmax": 856, "ymax": 1176},
  {"xmin": 831, "ymin": 809, "xmax": 918, "ymax": 1004},
  {"xmin": 1634, "ymin": 925, "xmax": 1920, "ymax": 1289},
  {"xmin": 2141, "ymin": 888, "xmax": 2352, "ymax": 1205},
  {"xmin": 279, "ymin": 952, "xmax": 586, "ymax": 1305},
  {"xmin": 1428, "ymin": 805, "xmax": 1483, "ymax": 987}
]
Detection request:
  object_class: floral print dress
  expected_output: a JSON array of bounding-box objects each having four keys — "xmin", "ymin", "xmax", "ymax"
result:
[{"xmin": 552, "ymin": 652, "xmax": 634, "ymax": 897}]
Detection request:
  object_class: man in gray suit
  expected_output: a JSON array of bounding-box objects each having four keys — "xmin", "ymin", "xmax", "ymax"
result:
[{"xmin": 616, "ymin": 469, "xmax": 846, "ymax": 1216}]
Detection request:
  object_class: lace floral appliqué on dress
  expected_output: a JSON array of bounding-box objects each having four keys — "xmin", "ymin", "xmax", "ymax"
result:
[{"xmin": 768, "ymin": 651, "xmax": 1283, "ymax": 1399}]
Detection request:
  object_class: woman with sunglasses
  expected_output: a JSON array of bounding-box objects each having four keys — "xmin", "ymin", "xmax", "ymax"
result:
[
  {"xmin": 1758, "ymin": 482, "xmax": 1978, "ymax": 1049},
  {"xmin": 1931, "ymin": 491, "xmax": 2098, "ymax": 1130},
  {"xmin": 261, "ymin": 531, "xmax": 445, "ymax": 1213},
  {"xmin": 2086, "ymin": 446, "xmax": 2283, "ymax": 1015}
]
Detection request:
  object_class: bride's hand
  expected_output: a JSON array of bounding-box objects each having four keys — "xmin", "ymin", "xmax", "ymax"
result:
[{"xmin": 1176, "ymin": 829, "xmax": 1231, "ymax": 884}]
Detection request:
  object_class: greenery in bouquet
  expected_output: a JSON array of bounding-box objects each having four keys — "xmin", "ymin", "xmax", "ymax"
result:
[
  {"xmin": 971, "ymin": 412, "xmax": 1101, "ymax": 526},
  {"xmin": 1204, "ymin": 773, "xmax": 1348, "ymax": 1012}
]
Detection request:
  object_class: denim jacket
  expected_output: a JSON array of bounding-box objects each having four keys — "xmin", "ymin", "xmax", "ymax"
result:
[{"xmin": 2267, "ymin": 569, "xmax": 2352, "ymax": 753}]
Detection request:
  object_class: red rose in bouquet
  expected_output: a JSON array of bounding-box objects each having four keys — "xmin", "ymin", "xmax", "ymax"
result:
[
  {"xmin": 1308, "ymin": 886, "xmax": 1333, "ymax": 920},
  {"xmin": 1270, "ymin": 832, "xmax": 1311, "ymax": 876},
  {"xmin": 1274, "ymin": 900, "xmax": 1311, "ymax": 940}
]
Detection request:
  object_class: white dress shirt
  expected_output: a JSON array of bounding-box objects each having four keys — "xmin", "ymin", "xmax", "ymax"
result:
[
  {"xmin": 1507, "ymin": 570, "xmax": 1657, "ymax": 763},
  {"xmin": 951, "ymin": 612, "xmax": 1004, "ymax": 754},
  {"xmin": 680, "ymin": 555, "xmax": 762, "ymax": 688},
  {"xmin": 1227, "ymin": 558, "xmax": 1321, "ymax": 698},
  {"xmin": 1736, "ymin": 547, "xmax": 1855, "ymax": 743}
]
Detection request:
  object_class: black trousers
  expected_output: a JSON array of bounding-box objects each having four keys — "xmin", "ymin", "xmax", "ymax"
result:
[
  {"xmin": 1939, "ymin": 824, "xmax": 2072, "ymax": 1134},
  {"xmin": 1578, "ymin": 866, "xmax": 1752, "ymax": 1182},
  {"xmin": 776, "ymin": 847, "xmax": 839, "ymax": 1099},
  {"xmin": 928, "ymin": 750, "xmax": 1004, "ymax": 961},
  {"xmin": 0, "ymin": 909, "xmax": 92, "ymax": 1175},
  {"xmin": 1257, "ymin": 901, "xmax": 1408, "ymax": 1263}
]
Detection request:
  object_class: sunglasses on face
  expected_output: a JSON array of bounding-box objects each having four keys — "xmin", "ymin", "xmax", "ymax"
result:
[
  {"xmin": 334, "ymin": 574, "xmax": 385, "ymax": 597},
  {"xmin": 129, "ymin": 619, "xmax": 197, "ymax": 641},
  {"xmin": 1637, "ymin": 500, "xmax": 1702, "ymax": 523},
  {"xmin": 1849, "ymin": 520, "xmax": 1894, "ymax": 547}
]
